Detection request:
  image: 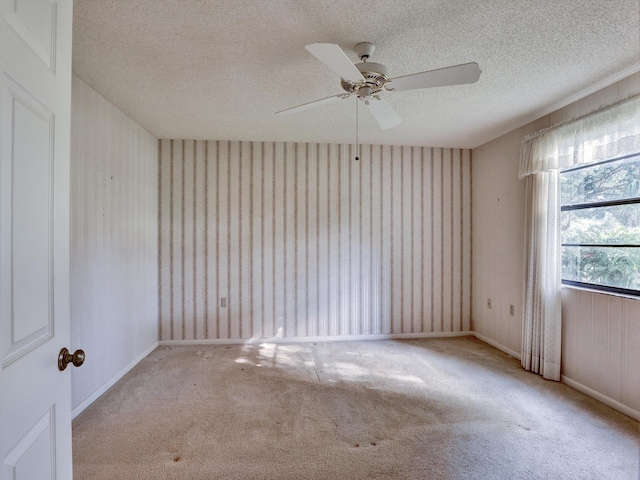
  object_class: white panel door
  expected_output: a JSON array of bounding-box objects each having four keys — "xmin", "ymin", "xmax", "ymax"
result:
[{"xmin": 0, "ymin": 1, "xmax": 74, "ymax": 479}]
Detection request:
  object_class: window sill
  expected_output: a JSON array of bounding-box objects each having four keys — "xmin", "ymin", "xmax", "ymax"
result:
[{"xmin": 561, "ymin": 284, "xmax": 640, "ymax": 301}]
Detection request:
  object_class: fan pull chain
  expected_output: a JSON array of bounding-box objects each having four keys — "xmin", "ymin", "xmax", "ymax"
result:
[{"xmin": 355, "ymin": 97, "xmax": 360, "ymax": 160}]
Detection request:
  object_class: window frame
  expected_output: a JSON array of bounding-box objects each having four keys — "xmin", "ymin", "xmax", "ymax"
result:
[{"xmin": 559, "ymin": 152, "xmax": 640, "ymax": 297}]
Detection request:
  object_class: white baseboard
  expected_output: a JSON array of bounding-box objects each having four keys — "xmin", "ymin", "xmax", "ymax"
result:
[
  {"xmin": 472, "ymin": 332, "xmax": 522, "ymax": 360},
  {"xmin": 158, "ymin": 331, "xmax": 475, "ymax": 347},
  {"xmin": 71, "ymin": 341, "xmax": 159, "ymax": 419},
  {"xmin": 469, "ymin": 334, "xmax": 639, "ymax": 421},
  {"xmin": 561, "ymin": 375, "xmax": 640, "ymax": 422}
]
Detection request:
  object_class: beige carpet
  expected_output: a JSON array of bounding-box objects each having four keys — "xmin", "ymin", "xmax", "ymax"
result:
[{"xmin": 72, "ymin": 337, "xmax": 639, "ymax": 479}]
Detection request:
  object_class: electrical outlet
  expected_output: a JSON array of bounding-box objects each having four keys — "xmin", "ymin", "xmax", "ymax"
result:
[
  {"xmin": 220, "ymin": 297, "xmax": 227, "ymax": 308},
  {"xmin": 510, "ymin": 304, "xmax": 515, "ymax": 316},
  {"xmin": 487, "ymin": 298, "xmax": 492, "ymax": 309}
]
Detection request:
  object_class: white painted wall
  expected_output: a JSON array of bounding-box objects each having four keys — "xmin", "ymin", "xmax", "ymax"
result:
[
  {"xmin": 158, "ymin": 141, "xmax": 472, "ymax": 341},
  {"xmin": 70, "ymin": 76, "xmax": 158, "ymax": 414},
  {"xmin": 472, "ymin": 72, "xmax": 640, "ymax": 417},
  {"xmin": 562, "ymin": 288, "xmax": 640, "ymax": 415}
]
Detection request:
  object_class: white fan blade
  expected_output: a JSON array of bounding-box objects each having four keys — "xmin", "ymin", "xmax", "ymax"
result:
[
  {"xmin": 388, "ymin": 62, "xmax": 481, "ymax": 91},
  {"xmin": 305, "ymin": 43, "xmax": 365, "ymax": 83},
  {"xmin": 367, "ymin": 97, "xmax": 402, "ymax": 130},
  {"xmin": 275, "ymin": 94, "xmax": 345, "ymax": 116}
]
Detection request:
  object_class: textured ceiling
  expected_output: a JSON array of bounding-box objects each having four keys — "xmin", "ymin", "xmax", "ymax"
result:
[{"xmin": 72, "ymin": 0, "xmax": 640, "ymax": 148}]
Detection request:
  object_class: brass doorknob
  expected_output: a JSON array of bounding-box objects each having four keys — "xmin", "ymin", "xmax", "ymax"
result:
[{"xmin": 58, "ymin": 348, "xmax": 85, "ymax": 371}]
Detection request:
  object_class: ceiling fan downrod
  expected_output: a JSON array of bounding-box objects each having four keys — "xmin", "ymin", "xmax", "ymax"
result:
[{"xmin": 354, "ymin": 41, "xmax": 375, "ymax": 61}]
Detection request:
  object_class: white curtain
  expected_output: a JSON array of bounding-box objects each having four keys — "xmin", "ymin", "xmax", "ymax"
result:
[{"xmin": 519, "ymin": 94, "xmax": 640, "ymax": 381}]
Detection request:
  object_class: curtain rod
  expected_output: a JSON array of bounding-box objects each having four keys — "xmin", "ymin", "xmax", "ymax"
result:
[{"xmin": 521, "ymin": 92, "xmax": 640, "ymax": 143}]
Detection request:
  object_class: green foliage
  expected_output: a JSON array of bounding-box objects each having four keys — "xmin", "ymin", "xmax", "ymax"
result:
[
  {"xmin": 561, "ymin": 156, "xmax": 640, "ymax": 206},
  {"xmin": 561, "ymin": 155, "xmax": 640, "ymax": 291},
  {"xmin": 563, "ymin": 246, "xmax": 640, "ymax": 290}
]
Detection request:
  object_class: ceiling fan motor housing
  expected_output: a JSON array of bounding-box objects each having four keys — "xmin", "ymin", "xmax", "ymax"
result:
[{"xmin": 341, "ymin": 62, "xmax": 390, "ymax": 95}]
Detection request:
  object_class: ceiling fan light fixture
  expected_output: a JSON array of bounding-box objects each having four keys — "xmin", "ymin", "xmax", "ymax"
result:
[{"xmin": 358, "ymin": 86, "xmax": 373, "ymax": 102}]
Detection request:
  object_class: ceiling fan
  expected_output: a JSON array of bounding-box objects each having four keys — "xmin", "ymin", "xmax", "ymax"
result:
[{"xmin": 276, "ymin": 42, "xmax": 481, "ymax": 130}]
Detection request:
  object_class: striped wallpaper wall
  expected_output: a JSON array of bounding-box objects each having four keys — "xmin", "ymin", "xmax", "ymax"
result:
[{"xmin": 158, "ymin": 140, "xmax": 471, "ymax": 341}]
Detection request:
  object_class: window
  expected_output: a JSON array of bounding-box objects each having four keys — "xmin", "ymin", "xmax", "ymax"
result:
[{"xmin": 560, "ymin": 152, "xmax": 640, "ymax": 295}]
